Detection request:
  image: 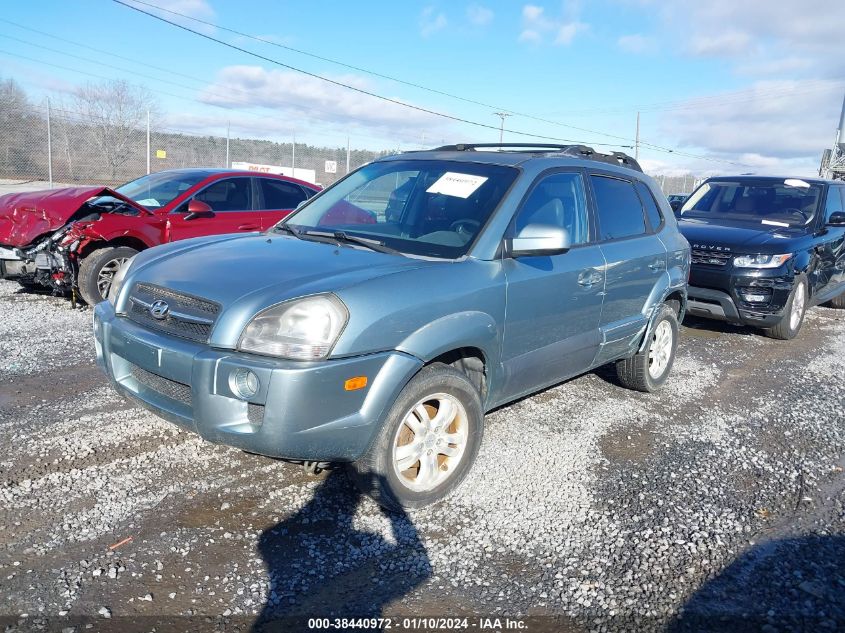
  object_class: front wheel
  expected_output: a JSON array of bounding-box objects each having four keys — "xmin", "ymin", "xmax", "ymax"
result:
[
  {"xmin": 764, "ymin": 276, "xmax": 807, "ymax": 340},
  {"xmin": 77, "ymin": 246, "xmax": 138, "ymax": 306},
  {"xmin": 616, "ymin": 303, "xmax": 679, "ymax": 393},
  {"xmin": 348, "ymin": 363, "xmax": 484, "ymax": 511}
]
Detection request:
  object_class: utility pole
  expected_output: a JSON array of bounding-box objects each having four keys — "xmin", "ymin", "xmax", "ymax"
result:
[
  {"xmin": 46, "ymin": 97, "xmax": 53, "ymax": 189},
  {"xmin": 635, "ymin": 111, "xmax": 640, "ymax": 161},
  {"xmin": 225, "ymin": 121, "xmax": 230, "ymax": 169},
  {"xmin": 493, "ymin": 112, "xmax": 511, "ymax": 144},
  {"xmin": 146, "ymin": 109, "xmax": 150, "ymax": 175}
]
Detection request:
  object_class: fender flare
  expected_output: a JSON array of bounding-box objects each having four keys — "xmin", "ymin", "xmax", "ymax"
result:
[{"xmin": 394, "ymin": 310, "xmax": 499, "ymax": 366}]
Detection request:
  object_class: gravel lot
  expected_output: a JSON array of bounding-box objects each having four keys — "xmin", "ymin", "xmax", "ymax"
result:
[{"xmin": 1, "ymin": 279, "xmax": 843, "ymax": 632}]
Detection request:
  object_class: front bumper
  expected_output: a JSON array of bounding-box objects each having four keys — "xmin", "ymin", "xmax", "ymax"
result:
[
  {"xmin": 93, "ymin": 302, "xmax": 423, "ymax": 462},
  {"xmin": 687, "ymin": 264, "xmax": 795, "ymax": 327}
]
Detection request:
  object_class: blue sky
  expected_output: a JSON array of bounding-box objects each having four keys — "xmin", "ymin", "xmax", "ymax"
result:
[{"xmin": 1, "ymin": 0, "xmax": 843, "ymax": 176}]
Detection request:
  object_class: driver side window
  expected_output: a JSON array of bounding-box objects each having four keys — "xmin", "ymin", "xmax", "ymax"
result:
[
  {"xmin": 515, "ymin": 172, "xmax": 589, "ymax": 245},
  {"xmin": 191, "ymin": 178, "xmax": 252, "ymax": 212},
  {"xmin": 825, "ymin": 186, "xmax": 844, "ymax": 221}
]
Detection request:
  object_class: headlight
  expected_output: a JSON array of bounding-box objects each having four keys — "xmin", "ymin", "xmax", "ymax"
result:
[
  {"xmin": 733, "ymin": 253, "xmax": 792, "ymax": 269},
  {"xmin": 107, "ymin": 255, "xmax": 136, "ymax": 306},
  {"xmin": 238, "ymin": 294, "xmax": 348, "ymax": 360}
]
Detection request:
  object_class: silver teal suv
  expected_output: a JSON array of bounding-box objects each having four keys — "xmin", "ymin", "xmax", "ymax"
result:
[{"xmin": 93, "ymin": 144, "xmax": 690, "ymax": 509}]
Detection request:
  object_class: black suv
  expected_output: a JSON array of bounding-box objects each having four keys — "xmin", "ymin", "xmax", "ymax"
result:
[{"xmin": 678, "ymin": 176, "xmax": 845, "ymax": 339}]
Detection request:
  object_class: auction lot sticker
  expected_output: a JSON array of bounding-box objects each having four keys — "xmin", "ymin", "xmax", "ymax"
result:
[{"xmin": 427, "ymin": 172, "xmax": 488, "ymax": 198}]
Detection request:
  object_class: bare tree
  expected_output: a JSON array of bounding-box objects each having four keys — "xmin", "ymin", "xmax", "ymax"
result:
[
  {"xmin": 73, "ymin": 80, "xmax": 158, "ymax": 181},
  {"xmin": 0, "ymin": 77, "xmax": 41, "ymax": 178}
]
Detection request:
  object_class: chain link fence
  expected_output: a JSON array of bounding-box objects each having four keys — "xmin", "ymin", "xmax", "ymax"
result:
[{"xmin": 2, "ymin": 97, "xmax": 701, "ymax": 196}]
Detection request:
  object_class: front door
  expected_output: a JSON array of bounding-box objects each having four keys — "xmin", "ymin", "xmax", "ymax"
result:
[
  {"xmin": 815, "ymin": 184, "xmax": 845, "ymax": 301},
  {"xmin": 587, "ymin": 173, "xmax": 667, "ymax": 364},
  {"xmin": 167, "ymin": 177, "xmax": 261, "ymax": 241},
  {"xmin": 501, "ymin": 170, "xmax": 606, "ymax": 400}
]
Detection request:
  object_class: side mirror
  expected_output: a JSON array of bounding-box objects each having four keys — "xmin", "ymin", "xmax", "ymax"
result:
[
  {"xmin": 295, "ymin": 200, "xmax": 307, "ymax": 211},
  {"xmin": 827, "ymin": 211, "xmax": 845, "ymax": 226},
  {"xmin": 509, "ymin": 224, "xmax": 571, "ymax": 257},
  {"xmin": 184, "ymin": 199, "xmax": 213, "ymax": 220}
]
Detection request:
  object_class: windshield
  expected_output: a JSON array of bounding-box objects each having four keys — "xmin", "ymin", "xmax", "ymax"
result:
[
  {"xmin": 679, "ymin": 179, "xmax": 821, "ymax": 227},
  {"xmin": 277, "ymin": 159, "xmax": 518, "ymax": 258},
  {"xmin": 113, "ymin": 171, "xmax": 210, "ymax": 209}
]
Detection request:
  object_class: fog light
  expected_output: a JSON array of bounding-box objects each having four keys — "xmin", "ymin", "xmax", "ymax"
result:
[{"xmin": 230, "ymin": 368, "xmax": 259, "ymax": 399}]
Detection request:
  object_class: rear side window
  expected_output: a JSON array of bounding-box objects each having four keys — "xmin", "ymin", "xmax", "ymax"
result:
[
  {"xmin": 260, "ymin": 179, "xmax": 308, "ymax": 210},
  {"xmin": 824, "ymin": 186, "xmax": 845, "ymax": 221},
  {"xmin": 590, "ymin": 175, "xmax": 646, "ymax": 240},
  {"xmin": 634, "ymin": 181, "xmax": 663, "ymax": 231}
]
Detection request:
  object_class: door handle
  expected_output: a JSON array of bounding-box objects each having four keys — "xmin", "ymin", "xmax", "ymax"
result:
[
  {"xmin": 577, "ymin": 270, "xmax": 603, "ymax": 287},
  {"xmin": 238, "ymin": 224, "xmax": 260, "ymax": 231},
  {"xmin": 648, "ymin": 260, "xmax": 665, "ymax": 271}
]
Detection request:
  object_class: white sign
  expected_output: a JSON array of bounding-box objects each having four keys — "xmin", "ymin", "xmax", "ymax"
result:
[
  {"xmin": 324, "ymin": 160, "xmax": 337, "ymax": 174},
  {"xmin": 426, "ymin": 172, "xmax": 488, "ymax": 199},
  {"xmin": 231, "ymin": 161, "xmax": 318, "ymax": 186}
]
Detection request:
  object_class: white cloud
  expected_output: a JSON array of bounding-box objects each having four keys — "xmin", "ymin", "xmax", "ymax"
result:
[
  {"xmin": 197, "ymin": 65, "xmax": 449, "ymax": 139},
  {"xmin": 467, "ymin": 3, "xmax": 494, "ymax": 26},
  {"xmin": 420, "ymin": 6, "xmax": 448, "ymax": 37},
  {"xmin": 659, "ymin": 79, "xmax": 843, "ymax": 173},
  {"xmin": 124, "ymin": 0, "xmax": 216, "ymax": 34},
  {"xmin": 519, "ymin": 3, "xmax": 587, "ymax": 46},
  {"xmin": 617, "ymin": 33, "xmax": 656, "ymax": 55},
  {"xmin": 688, "ymin": 31, "xmax": 754, "ymax": 57}
]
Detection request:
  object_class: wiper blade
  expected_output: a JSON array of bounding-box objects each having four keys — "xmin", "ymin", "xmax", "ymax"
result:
[
  {"xmin": 272, "ymin": 224, "xmax": 302, "ymax": 238},
  {"xmin": 301, "ymin": 230, "xmax": 400, "ymax": 255}
]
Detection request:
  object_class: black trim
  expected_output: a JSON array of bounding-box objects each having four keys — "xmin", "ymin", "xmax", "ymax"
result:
[{"xmin": 433, "ymin": 143, "xmax": 643, "ymax": 173}]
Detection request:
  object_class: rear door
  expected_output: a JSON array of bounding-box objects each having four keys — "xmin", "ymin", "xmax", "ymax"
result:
[
  {"xmin": 588, "ymin": 173, "xmax": 667, "ymax": 364},
  {"xmin": 166, "ymin": 177, "xmax": 260, "ymax": 241},
  {"xmin": 257, "ymin": 178, "xmax": 314, "ymax": 229},
  {"xmin": 501, "ymin": 170, "xmax": 606, "ymax": 400}
]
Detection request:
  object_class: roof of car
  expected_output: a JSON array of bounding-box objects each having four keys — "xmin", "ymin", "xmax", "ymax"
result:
[
  {"xmin": 156, "ymin": 168, "xmax": 319, "ymax": 189},
  {"xmin": 377, "ymin": 143, "xmax": 644, "ymax": 174},
  {"xmin": 705, "ymin": 175, "xmax": 837, "ymax": 186}
]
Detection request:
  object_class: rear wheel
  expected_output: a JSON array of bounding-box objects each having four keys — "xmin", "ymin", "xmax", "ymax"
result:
[
  {"xmin": 348, "ymin": 363, "xmax": 484, "ymax": 511},
  {"xmin": 764, "ymin": 276, "xmax": 807, "ymax": 340},
  {"xmin": 825, "ymin": 289, "xmax": 845, "ymax": 309},
  {"xmin": 77, "ymin": 246, "xmax": 138, "ymax": 306},
  {"xmin": 616, "ymin": 303, "xmax": 679, "ymax": 393}
]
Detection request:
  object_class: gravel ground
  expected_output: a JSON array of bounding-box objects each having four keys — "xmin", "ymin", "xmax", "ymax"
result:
[{"xmin": 1, "ymin": 279, "xmax": 844, "ymax": 632}]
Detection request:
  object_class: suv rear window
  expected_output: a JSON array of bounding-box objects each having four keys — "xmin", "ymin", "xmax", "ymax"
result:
[
  {"xmin": 680, "ymin": 179, "xmax": 822, "ymax": 227},
  {"xmin": 591, "ymin": 175, "xmax": 647, "ymax": 240}
]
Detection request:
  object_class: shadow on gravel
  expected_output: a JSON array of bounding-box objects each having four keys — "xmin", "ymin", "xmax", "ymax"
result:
[
  {"xmin": 252, "ymin": 470, "xmax": 431, "ymax": 632},
  {"xmin": 669, "ymin": 535, "xmax": 845, "ymax": 632}
]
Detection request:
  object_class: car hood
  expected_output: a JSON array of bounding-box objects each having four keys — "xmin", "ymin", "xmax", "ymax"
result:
[
  {"xmin": 678, "ymin": 218, "xmax": 808, "ymax": 254},
  {"xmin": 124, "ymin": 232, "xmax": 436, "ymax": 343},
  {"xmin": 0, "ymin": 186, "xmax": 146, "ymax": 248}
]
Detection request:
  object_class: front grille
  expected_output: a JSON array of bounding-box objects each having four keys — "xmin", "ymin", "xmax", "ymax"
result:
[
  {"xmin": 127, "ymin": 283, "xmax": 220, "ymax": 343},
  {"xmin": 129, "ymin": 363, "xmax": 192, "ymax": 405},
  {"xmin": 691, "ymin": 250, "xmax": 731, "ymax": 266},
  {"xmin": 247, "ymin": 403, "xmax": 265, "ymax": 424}
]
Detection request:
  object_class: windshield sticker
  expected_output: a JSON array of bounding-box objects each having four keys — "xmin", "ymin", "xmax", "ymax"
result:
[
  {"xmin": 762, "ymin": 219, "xmax": 790, "ymax": 227},
  {"xmin": 784, "ymin": 178, "xmax": 810, "ymax": 189},
  {"xmin": 427, "ymin": 172, "xmax": 488, "ymax": 198}
]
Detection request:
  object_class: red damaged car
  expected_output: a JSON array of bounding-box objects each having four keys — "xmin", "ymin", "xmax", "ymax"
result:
[{"xmin": 0, "ymin": 169, "xmax": 324, "ymax": 305}]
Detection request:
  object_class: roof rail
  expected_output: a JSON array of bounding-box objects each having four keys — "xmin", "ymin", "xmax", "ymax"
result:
[{"xmin": 432, "ymin": 142, "xmax": 643, "ymax": 173}]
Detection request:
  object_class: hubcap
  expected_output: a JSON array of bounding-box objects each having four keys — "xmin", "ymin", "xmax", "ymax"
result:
[
  {"xmin": 391, "ymin": 393, "xmax": 469, "ymax": 492},
  {"xmin": 789, "ymin": 282, "xmax": 805, "ymax": 331},
  {"xmin": 648, "ymin": 320, "xmax": 673, "ymax": 379},
  {"xmin": 96, "ymin": 257, "xmax": 130, "ymax": 299}
]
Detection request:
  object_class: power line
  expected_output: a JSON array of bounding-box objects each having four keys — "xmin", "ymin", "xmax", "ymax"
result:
[{"xmin": 115, "ymin": 0, "xmax": 751, "ymax": 166}]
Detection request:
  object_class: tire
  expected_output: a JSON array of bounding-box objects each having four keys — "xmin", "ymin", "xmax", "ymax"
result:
[
  {"xmin": 77, "ymin": 246, "xmax": 138, "ymax": 306},
  {"xmin": 616, "ymin": 303, "xmax": 679, "ymax": 393},
  {"xmin": 825, "ymin": 289, "xmax": 845, "ymax": 309},
  {"xmin": 348, "ymin": 363, "xmax": 484, "ymax": 511},
  {"xmin": 763, "ymin": 276, "xmax": 807, "ymax": 340}
]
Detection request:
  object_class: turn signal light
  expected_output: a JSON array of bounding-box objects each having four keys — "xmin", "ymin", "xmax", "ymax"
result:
[{"xmin": 344, "ymin": 376, "xmax": 368, "ymax": 391}]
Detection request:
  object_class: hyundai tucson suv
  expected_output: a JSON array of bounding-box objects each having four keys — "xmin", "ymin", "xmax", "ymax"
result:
[
  {"xmin": 93, "ymin": 143, "xmax": 690, "ymax": 509},
  {"xmin": 678, "ymin": 176, "xmax": 845, "ymax": 339},
  {"xmin": 0, "ymin": 169, "xmax": 324, "ymax": 305}
]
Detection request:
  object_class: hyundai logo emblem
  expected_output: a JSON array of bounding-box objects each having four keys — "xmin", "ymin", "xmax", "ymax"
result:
[{"xmin": 149, "ymin": 300, "xmax": 170, "ymax": 320}]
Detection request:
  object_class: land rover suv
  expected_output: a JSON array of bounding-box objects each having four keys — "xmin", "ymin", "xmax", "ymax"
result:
[
  {"xmin": 678, "ymin": 176, "xmax": 845, "ymax": 339},
  {"xmin": 93, "ymin": 144, "xmax": 690, "ymax": 509}
]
